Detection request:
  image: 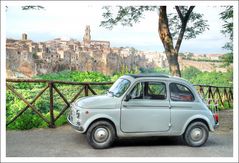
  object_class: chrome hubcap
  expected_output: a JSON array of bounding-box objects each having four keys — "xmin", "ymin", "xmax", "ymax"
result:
[
  {"xmin": 94, "ymin": 128, "xmax": 109, "ymax": 143},
  {"xmin": 190, "ymin": 128, "xmax": 203, "ymax": 141}
]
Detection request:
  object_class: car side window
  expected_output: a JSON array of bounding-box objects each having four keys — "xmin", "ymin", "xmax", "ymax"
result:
[
  {"xmin": 130, "ymin": 82, "xmax": 144, "ymax": 99},
  {"xmin": 146, "ymin": 82, "xmax": 167, "ymax": 100},
  {"xmin": 129, "ymin": 82, "xmax": 166, "ymax": 100},
  {"xmin": 169, "ymin": 83, "xmax": 194, "ymax": 102}
]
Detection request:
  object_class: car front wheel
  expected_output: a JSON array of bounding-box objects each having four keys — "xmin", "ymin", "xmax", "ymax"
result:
[
  {"xmin": 86, "ymin": 121, "xmax": 116, "ymax": 149},
  {"xmin": 184, "ymin": 121, "xmax": 209, "ymax": 147}
]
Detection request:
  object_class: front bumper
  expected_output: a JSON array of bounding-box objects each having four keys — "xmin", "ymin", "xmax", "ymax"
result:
[{"xmin": 67, "ymin": 115, "xmax": 84, "ymax": 132}]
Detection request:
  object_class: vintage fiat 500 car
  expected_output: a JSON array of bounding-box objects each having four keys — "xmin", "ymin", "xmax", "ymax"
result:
[{"xmin": 67, "ymin": 74, "xmax": 219, "ymax": 149}]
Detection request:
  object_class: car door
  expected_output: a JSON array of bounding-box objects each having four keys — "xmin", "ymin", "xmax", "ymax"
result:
[
  {"xmin": 120, "ymin": 81, "xmax": 170, "ymax": 133},
  {"xmin": 169, "ymin": 82, "xmax": 200, "ymax": 131}
]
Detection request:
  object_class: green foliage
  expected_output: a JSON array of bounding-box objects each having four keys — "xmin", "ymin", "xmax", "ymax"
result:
[
  {"xmin": 181, "ymin": 66, "xmax": 202, "ymax": 81},
  {"xmin": 101, "ymin": 6, "xmax": 157, "ymax": 29},
  {"xmin": 181, "ymin": 66, "xmax": 233, "ymax": 87},
  {"xmin": 44, "ymin": 111, "xmax": 67, "ymax": 127},
  {"xmin": 32, "ymin": 52, "xmax": 39, "ymax": 59},
  {"xmin": 7, "ymin": 113, "xmax": 43, "ymax": 130},
  {"xmin": 101, "ymin": 6, "xmax": 209, "ymax": 76},
  {"xmin": 189, "ymin": 70, "xmax": 233, "ymax": 87},
  {"xmin": 183, "ymin": 58, "xmax": 224, "ymax": 63},
  {"xmin": 101, "ymin": 6, "xmax": 209, "ymax": 41},
  {"xmin": 21, "ymin": 5, "xmax": 45, "ymax": 10},
  {"xmin": 35, "ymin": 70, "xmax": 111, "ymax": 82},
  {"xmin": 168, "ymin": 7, "xmax": 209, "ymax": 40},
  {"xmin": 220, "ymin": 6, "xmax": 233, "ymax": 42},
  {"xmin": 6, "ymin": 71, "xmax": 112, "ymax": 130},
  {"xmin": 111, "ymin": 66, "xmax": 140, "ymax": 81},
  {"xmin": 139, "ymin": 67, "xmax": 170, "ymax": 74},
  {"xmin": 220, "ymin": 6, "xmax": 233, "ymax": 60},
  {"xmin": 220, "ymin": 53, "xmax": 233, "ymax": 66},
  {"xmin": 6, "ymin": 69, "xmax": 233, "ymax": 130}
]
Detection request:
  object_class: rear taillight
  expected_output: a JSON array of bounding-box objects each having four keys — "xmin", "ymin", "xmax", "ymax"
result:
[{"xmin": 213, "ymin": 113, "xmax": 219, "ymax": 123}]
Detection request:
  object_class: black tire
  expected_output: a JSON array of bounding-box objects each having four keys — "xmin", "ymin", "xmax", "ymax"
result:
[
  {"xmin": 184, "ymin": 121, "xmax": 209, "ymax": 147},
  {"xmin": 86, "ymin": 121, "xmax": 116, "ymax": 149}
]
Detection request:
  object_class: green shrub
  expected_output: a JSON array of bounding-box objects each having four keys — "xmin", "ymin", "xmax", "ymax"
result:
[
  {"xmin": 7, "ymin": 110, "xmax": 47, "ymax": 130},
  {"xmin": 190, "ymin": 71, "xmax": 233, "ymax": 87},
  {"xmin": 6, "ymin": 69, "xmax": 233, "ymax": 130},
  {"xmin": 6, "ymin": 71, "xmax": 112, "ymax": 130},
  {"xmin": 181, "ymin": 66, "xmax": 202, "ymax": 81}
]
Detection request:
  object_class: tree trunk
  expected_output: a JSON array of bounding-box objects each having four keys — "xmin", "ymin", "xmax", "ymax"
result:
[
  {"xmin": 158, "ymin": 6, "xmax": 181, "ymax": 77},
  {"xmin": 167, "ymin": 52, "xmax": 181, "ymax": 77}
]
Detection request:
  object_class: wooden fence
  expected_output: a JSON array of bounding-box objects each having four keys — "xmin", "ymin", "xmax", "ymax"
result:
[
  {"xmin": 6, "ymin": 79, "xmax": 233, "ymax": 128},
  {"xmin": 6, "ymin": 78, "xmax": 113, "ymax": 128},
  {"xmin": 194, "ymin": 84, "xmax": 233, "ymax": 109}
]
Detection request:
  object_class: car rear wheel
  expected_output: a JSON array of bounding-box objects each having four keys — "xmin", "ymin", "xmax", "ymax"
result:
[
  {"xmin": 86, "ymin": 121, "xmax": 115, "ymax": 149},
  {"xmin": 184, "ymin": 121, "xmax": 209, "ymax": 147}
]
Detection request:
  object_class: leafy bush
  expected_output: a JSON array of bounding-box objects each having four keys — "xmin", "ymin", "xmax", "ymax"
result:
[
  {"xmin": 6, "ymin": 69, "xmax": 233, "ymax": 130},
  {"xmin": 181, "ymin": 66, "xmax": 202, "ymax": 81},
  {"xmin": 111, "ymin": 66, "xmax": 140, "ymax": 81},
  {"xmin": 35, "ymin": 70, "xmax": 111, "ymax": 82},
  {"xmin": 7, "ymin": 71, "xmax": 112, "ymax": 130},
  {"xmin": 190, "ymin": 71, "xmax": 233, "ymax": 87},
  {"xmin": 139, "ymin": 67, "xmax": 169, "ymax": 74}
]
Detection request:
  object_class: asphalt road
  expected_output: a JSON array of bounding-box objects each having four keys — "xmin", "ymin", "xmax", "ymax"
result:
[
  {"xmin": 6, "ymin": 110, "xmax": 233, "ymax": 157},
  {"xmin": 6, "ymin": 124, "xmax": 233, "ymax": 157}
]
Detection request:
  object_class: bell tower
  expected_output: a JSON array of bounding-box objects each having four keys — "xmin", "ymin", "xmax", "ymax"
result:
[
  {"xmin": 22, "ymin": 33, "xmax": 27, "ymax": 41},
  {"xmin": 83, "ymin": 25, "xmax": 91, "ymax": 46}
]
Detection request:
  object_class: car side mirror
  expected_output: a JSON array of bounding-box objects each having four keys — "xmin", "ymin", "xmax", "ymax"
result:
[{"xmin": 124, "ymin": 94, "xmax": 131, "ymax": 102}]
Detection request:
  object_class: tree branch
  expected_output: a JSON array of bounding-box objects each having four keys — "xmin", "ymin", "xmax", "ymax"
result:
[
  {"xmin": 22, "ymin": 5, "xmax": 44, "ymax": 10},
  {"xmin": 175, "ymin": 6, "xmax": 183, "ymax": 22},
  {"xmin": 174, "ymin": 6, "xmax": 195, "ymax": 53},
  {"xmin": 185, "ymin": 6, "xmax": 195, "ymax": 20}
]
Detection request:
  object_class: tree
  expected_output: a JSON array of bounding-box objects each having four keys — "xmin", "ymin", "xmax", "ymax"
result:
[
  {"xmin": 220, "ymin": 6, "xmax": 233, "ymax": 65},
  {"xmin": 181, "ymin": 66, "xmax": 202, "ymax": 81},
  {"xmin": 5, "ymin": 5, "xmax": 44, "ymax": 11},
  {"xmin": 101, "ymin": 6, "xmax": 208, "ymax": 76},
  {"xmin": 21, "ymin": 6, "xmax": 44, "ymax": 10}
]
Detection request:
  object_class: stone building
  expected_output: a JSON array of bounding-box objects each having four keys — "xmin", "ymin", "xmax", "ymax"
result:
[
  {"xmin": 6, "ymin": 26, "xmax": 168, "ymax": 78},
  {"xmin": 22, "ymin": 33, "xmax": 27, "ymax": 41}
]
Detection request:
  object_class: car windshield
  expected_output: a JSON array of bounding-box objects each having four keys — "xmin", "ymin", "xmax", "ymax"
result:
[{"xmin": 108, "ymin": 78, "xmax": 131, "ymax": 97}]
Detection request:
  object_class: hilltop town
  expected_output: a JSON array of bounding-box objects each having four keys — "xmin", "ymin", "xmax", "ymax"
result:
[
  {"xmin": 6, "ymin": 26, "xmax": 227, "ymax": 78},
  {"xmin": 6, "ymin": 26, "xmax": 169, "ymax": 78}
]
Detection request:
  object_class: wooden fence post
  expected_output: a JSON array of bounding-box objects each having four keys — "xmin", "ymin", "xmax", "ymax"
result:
[
  {"xmin": 208, "ymin": 86, "xmax": 212, "ymax": 100},
  {"xmin": 84, "ymin": 84, "xmax": 89, "ymax": 96},
  {"xmin": 216, "ymin": 87, "xmax": 224, "ymax": 108},
  {"xmin": 199, "ymin": 85, "xmax": 204, "ymax": 97},
  {"xmin": 229, "ymin": 88, "xmax": 233, "ymax": 100},
  {"xmin": 49, "ymin": 82, "xmax": 55, "ymax": 128}
]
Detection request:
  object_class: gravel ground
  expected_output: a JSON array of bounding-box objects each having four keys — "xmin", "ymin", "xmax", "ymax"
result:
[
  {"xmin": 217, "ymin": 109, "xmax": 233, "ymax": 133},
  {"xmin": 6, "ymin": 109, "xmax": 234, "ymax": 157}
]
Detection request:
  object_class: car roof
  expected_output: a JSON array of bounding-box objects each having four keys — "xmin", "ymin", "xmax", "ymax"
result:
[
  {"xmin": 125, "ymin": 73, "xmax": 170, "ymax": 78},
  {"xmin": 122, "ymin": 73, "xmax": 192, "ymax": 85}
]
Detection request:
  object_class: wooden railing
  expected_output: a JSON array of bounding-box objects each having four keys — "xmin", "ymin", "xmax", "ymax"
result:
[
  {"xmin": 6, "ymin": 78, "xmax": 113, "ymax": 128},
  {"xmin": 6, "ymin": 79, "xmax": 233, "ymax": 128},
  {"xmin": 194, "ymin": 84, "xmax": 233, "ymax": 109}
]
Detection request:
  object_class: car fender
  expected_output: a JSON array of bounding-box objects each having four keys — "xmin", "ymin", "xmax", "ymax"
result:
[
  {"xmin": 82, "ymin": 114, "xmax": 118, "ymax": 133},
  {"xmin": 181, "ymin": 114, "xmax": 214, "ymax": 134}
]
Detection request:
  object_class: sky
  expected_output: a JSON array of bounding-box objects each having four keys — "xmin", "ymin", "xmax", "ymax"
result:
[{"xmin": 4, "ymin": 2, "xmax": 233, "ymax": 54}]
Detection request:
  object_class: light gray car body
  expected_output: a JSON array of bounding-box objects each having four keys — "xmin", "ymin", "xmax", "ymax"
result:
[{"xmin": 68, "ymin": 74, "xmax": 217, "ymax": 139}]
